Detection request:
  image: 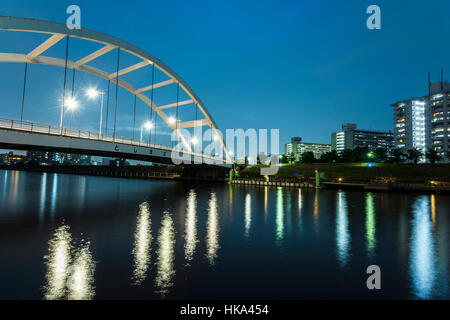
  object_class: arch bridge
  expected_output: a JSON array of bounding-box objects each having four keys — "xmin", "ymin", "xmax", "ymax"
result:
[{"xmin": 0, "ymin": 16, "xmax": 231, "ymax": 167}]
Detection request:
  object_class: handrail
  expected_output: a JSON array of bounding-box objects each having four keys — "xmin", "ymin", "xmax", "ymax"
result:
[{"xmin": 0, "ymin": 118, "xmax": 230, "ymax": 164}]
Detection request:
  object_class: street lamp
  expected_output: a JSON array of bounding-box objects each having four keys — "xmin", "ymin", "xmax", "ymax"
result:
[
  {"xmin": 60, "ymin": 96, "xmax": 78, "ymax": 132},
  {"xmin": 66, "ymin": 97, "xmax": 78, "ymax": 111},
  {"xmin": 168, "ymin": 116, "xmax": 176, "ymax": 125},
  {"xmin": 86, "ymin": 88, "xmax": 105, "ymax": 137},
  {"xmin": 140, "ymin": 121, "xmax": 153, "ymax": 143}
]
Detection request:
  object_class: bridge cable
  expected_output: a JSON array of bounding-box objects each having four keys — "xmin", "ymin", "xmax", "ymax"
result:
[
  {"xmin": 132, "ymin": 95, "xmax": 136, "ymax": 141},
  {"xmin": 173, "ymin": 83, "xmax": 180, "ymax": 148},
  {"xmin": 149, "ymin": 63, "xmax": 155, "ymax": 144},
  {"xmin": 105, "ymin": 80, "xmax": 111, "ymax": 135},
  {"xmin": 113, "ymin": 48, "xmax": 121, "ymax": 140},
  {"xmin": 20, "ymin": 63, "xmax": 28, "ymax": 123},
  {"xmin": 60, "ymin": 35, "xmax": 70, "ymax": 135},
  {"xmin": 69, "ymin": 68, "xmax": 76, "ymax": 129},
  {"xmin": 152, "ymin": 68, "xmax": 158, "ymax": 144}
]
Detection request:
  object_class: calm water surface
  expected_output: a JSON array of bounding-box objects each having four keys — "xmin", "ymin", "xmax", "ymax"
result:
[{"xmin": 0, "ymin": 170, "xmax": 449, "ymax": 300}]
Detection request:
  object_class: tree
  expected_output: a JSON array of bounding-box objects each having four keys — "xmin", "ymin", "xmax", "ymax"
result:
[
  {"xmin": 425, "ymin": 149, "xmax": 440, "ymax": 164},
  {"xmin": 389, "ymin": 148, "xmax": 405, "ymax": 163},
  {"xmin": 279, "ymin": 155, "xmax": 289, "ymax": 164},
  {"xmin": 341, "ymin": 149, "xmax": 354, "ymax": 163},
  {"xmin": 374, "ymin": 148, "xmax": 388, "ymax": 163},
  {"xmin": 446, "ymin": 151, "xmax": 450, "ymax": 162},
  {"xmin": 301, "ymin": 151, "xmax": 316, "ymax": 163},
  {"xmin": 353, "ymin": 146, "xmax": 370, "ymax": 162},
  {"xmin": 406, "ymin": 148, "xmax": 423, "ymax": 164},
  {"xmin": 319, "ymin": 150, "xmax": 340, "ymax": 163}
]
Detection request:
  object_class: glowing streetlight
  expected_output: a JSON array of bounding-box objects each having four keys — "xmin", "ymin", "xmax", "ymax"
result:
[
  {"xmin": 66, "ymin": 97, "xmax": 78, "ymax": 111},
  {"xmin": 140, "ymin": 121, "xmax": 154, "ymax": 142},
  {"xmin": 168, "ymin": 117, "xmax": 176, "ymax": 125},
  {"xmin": 86, "ymin": 88, "xmax": 105, "ymax": 137}
]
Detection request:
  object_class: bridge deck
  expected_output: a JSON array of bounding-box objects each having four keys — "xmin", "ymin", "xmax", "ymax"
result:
[{"xmin": 0, "ymin": 118, "xmax": 231, "ymax": 167}]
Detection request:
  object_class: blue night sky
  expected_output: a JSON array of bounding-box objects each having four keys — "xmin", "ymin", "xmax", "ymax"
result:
[{"xmin": 1, "ymin": 0, "xmax": 450, "ymax": 150}]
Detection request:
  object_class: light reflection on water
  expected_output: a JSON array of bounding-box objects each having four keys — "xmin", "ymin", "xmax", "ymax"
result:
[
  {"xmin": 155, "ymin": 212, "xmax": 175, "ymax": 297},
  {"xmin": 275, "ymin": 187, "xmax": 284, "ymax": 242},
  {"xmin": 184, "ymin": 190, "xmax": 197, "ymax": 263},
  {"xmin": 131, "ymin": 202, "xmax": 152, "ymax": 285},
  {"xmin": 206, "ymin": 192, "xmax": 219, "ymax": 265},
  {"xmin": 244, "ymin": 193, "xmax": 251, "ymax": 238},
  {"xmin": 336, "ymin": 191, "xmax": 350, "ymax": 269},
  {"xmin": 409, "ymin": 196, "xmax": 436, "ymax": 299},
  {"xmin": 43, "ymin": 225, "xmax": 95, "ymax": 300},
  {"xmin": 1, "ymin": 170, "xmax": 449, "ymax": 299},
  {"xmin": 365, "ymin": 193, "xmax": 376, "ymax": 257}
]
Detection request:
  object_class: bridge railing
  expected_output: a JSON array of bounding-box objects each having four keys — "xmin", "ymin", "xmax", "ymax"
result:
[{"xmin": 0, "ymin": 118, "xmax": 229, "ymax": 164}]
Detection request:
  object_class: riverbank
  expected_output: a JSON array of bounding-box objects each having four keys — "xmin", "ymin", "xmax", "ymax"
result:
[
  {"xmin": 239, "ymin": 163, "xmax": 450, "ymax": 182},
  {"xmin": 0, "ymin": 164, "xmax": 228, "ymax": 182},
  {"xmin": 230, "ymin": 178, "xmax": 450, "ymax": 194},
  {"xmin": 234, "ymin": 163, "xmax": 450, "ymax": 194}
]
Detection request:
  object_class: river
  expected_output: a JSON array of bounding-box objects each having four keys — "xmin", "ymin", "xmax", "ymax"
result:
[{"xmin": 0, "ymin": 170, "xmax": 449, "ymax": 299}]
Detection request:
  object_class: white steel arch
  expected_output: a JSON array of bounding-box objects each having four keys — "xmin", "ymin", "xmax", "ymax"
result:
[{"xmin": 0, "ymin": 16, "xmax": 231, "ymax": 162}]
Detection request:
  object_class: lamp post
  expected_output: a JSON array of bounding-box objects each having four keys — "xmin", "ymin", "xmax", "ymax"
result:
[
  {"xmin": 61, "ymin": 96, "xmax": 78, "ymax": 134},
  {"xmin": 87, "ymin": 88, "xmax": 105, "ymax": 138},
  {"xmin": 140, "ymin": 121, "xmax": 153, "ymax": 143}
]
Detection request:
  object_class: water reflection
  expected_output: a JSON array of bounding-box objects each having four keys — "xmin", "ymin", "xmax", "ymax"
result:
[
  {"xmin": 365, "ymin": 193, "xmax": 376, "ymax": 257},
  {"xmin": 131, "ymin": 202, "xmax": 152, "ymax": 285},
  {"xmin": 298, "ymin": 189, "xmax": 302, "ymax": 212},
  {"xmin": 39, "ymin": 173, "xmax": 47, "ymax": 222},
  {"xmin": 50, "ymin": 174, "xmax": 58, "ymax": 219},
  {"xmin": 264, "ymin": 186, "xmax": 268, "ymax": 219},
  {"xmin": 244, "ymin": 194, "xmax": 251, "ymax": 238},
  {"xmin": 336, "ymin": 192, "xmax": 350, "ymax": 268},
  {"xmin": 229, "ymin": 185, "xmax": 233, "ymax": 219},
  {"xmin": 155, "ymin": 212, "xmax": 175, "ymax": 296},
  {"xmin": 11, "ymin": 171, "xmax": 19, "ymax": 206},
  {"xmin": 44, "ymin": 224, "xmax": 95, "ymax": 300},
  {"xmin": 206, "ymin": 192, "xmax": 219, "ymax": 265},
  {"xmin": 67, "ymin": 241, "xmax": 95, "ymax": 300},
  {"xmin": 430, "ymin": 194, "xmax": 436, "ymax": 227},
  {"xmin": 1, "ymin": 170, "xmax": 8, "ymax": 204},
  {"xmin": 313, "ymin": 189, "xmax": 319, "ymax": 232},
  {"xmin": 44, "ymin": 225, "xmax": 72, "ymax": 300},
  {"xmin": 276, "ymin": 187, "xmax": 284, "ymax": 241},
  {"xmin": 184, "ymin": 190, "xmax": 197, "ymax": 263},
  {"xmin": 409, "ymin": 196, "xmax": 436, "ymax": 299}
]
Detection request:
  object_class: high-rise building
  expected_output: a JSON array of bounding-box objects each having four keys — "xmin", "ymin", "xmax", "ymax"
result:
[
  {"xmin": 284, "ymin": 137, "xmax": 331, "ymax": 162},
  {"xmin": 427, "ymin": 81, "xmax": 450, "ymax": 157},
  {"xmin": 331, "ymin": 123, "xmax": 394, "ymax": 153},
  {"xmin": 391, "ymin": 72, "xmax": 450, "ymax": 161},
  {"xmin": 391, "ymin": 99, "xmax": 427, "ymax": 154}
]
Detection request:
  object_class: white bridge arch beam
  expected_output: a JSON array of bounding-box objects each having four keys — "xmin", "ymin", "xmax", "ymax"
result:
[{"xmin": 0, "ymin": 15, "xmax": 231, "ymax": 162}]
